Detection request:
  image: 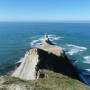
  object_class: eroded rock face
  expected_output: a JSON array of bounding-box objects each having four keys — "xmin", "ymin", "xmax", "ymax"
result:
[{"xmin": 12, "ymin": 48, "xmax": 39, "ymax": 80}]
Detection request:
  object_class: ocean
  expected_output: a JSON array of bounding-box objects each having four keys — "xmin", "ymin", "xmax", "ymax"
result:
[{"xmin": 0, "ymin": 22, "xmax": 90, "ymax": 85}]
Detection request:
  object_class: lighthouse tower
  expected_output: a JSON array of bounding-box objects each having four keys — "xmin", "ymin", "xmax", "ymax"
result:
[
  {"xmin": 42, "ymin": 33, "xmax": 54, "ymax": 45},
  {"xmin": 44, "ymin": 33, "xmax": 49, "ymax": 42}
]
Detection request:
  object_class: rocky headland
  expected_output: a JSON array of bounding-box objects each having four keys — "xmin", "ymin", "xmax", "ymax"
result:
[{"xmin": 0, "ymin": 34, "xmax": 90, "ymax": 90}]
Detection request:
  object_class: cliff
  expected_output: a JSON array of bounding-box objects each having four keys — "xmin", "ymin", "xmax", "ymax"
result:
[
  {"xmin": 0, "ymin": 34, "xmax": 90, "ymax": 90},
  {"xmin": 12, "ymin": 34, "xmax": 79, "ymax": 80}
]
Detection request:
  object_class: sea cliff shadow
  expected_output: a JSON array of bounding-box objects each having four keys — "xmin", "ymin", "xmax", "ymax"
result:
[
  {"xmin": 36, "ymin": 48, "xmax": 80, "ymax": 80},
  {"xmin": 0, "ymin": 48, "xmax": 80, "ymax": 81}
]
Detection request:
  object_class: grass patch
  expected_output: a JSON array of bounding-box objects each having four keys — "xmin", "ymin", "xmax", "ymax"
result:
[{"xmin": 1, "ymin": 70, "xmax": 90, "ymax": 90}]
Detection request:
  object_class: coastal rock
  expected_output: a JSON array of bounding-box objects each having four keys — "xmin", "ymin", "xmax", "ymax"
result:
[
  {"xmin": 0, "ymin": 76, "xmax": 6, "ymax": 84},
  {"xmin": 12, "ymin": 34, "xmax": 79, "ymax": 80},
  {"xmin": 12, "ymin": 48, "xmax": 39, "ymax": 80}
]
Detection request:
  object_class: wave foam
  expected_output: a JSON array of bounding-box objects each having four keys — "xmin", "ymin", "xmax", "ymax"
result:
[
  {"xmin": 48, "ymin": 35, "xmax": 62, "ymax": 41},
  {"xmin": 66, "ymin": 44, "xmax": 87, "ymax": 55},
  {"xmin": 30, "ymin": 34, "xmax": 63, "ymax": 47},
  {"xmin": 83, "ymin": 56, "xmax": 90, "ymax": 64},
  {"xmin": 30, "ymin": 40, "xmax": 40, "ymax": 47},
  {"xmin": 85, "ymin": 69, "xmax": 90, "ymax": 72}
]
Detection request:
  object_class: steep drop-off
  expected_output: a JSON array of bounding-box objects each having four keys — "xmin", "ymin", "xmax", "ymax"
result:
[{"xmin": 12, "ymin": 34, "xmax": 79, "ymax": 80}]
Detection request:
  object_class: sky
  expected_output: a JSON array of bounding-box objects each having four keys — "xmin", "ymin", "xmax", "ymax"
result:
[{"xmin": 0, "ymin": 0, "xmax": 90, "ymax": 21}]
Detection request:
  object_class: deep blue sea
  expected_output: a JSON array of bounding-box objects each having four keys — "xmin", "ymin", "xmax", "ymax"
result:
[{"xmin": 0, "ymin": 22, "xmax": 90, "ymax": 85}]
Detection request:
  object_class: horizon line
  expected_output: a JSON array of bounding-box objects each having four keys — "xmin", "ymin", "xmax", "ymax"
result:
[{"xmin": 1, "ymin": 20, "xmax": 90, "ymax": 23}]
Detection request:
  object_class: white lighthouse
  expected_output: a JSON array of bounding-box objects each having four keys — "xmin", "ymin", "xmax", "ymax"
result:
[{"xmin": 44, "ymin": 33, "xmax": 49, "ymax": 41}]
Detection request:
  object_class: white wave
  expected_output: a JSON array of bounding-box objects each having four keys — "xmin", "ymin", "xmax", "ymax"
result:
[
  {"xmin": 48, "ymin": 35, "xmax": 63, "ymax": 41},
  {"xmin": 67, "ymin": 49, "xmax": 80, "ymax": 55},
  {"xmin": 30, "ymin": 40, "xmax": 40, "ymax": 47},
  {"xmin": 30, "ymin": 34, "xmax": 63, "ymax": 47},
  {"xmin": 83, "ymin": 56, "xmax": 90, "ymax": 64},
  {"xmin": 16, "ymin": 58, "xmax": 24, "ymax": 64},
  {"xmin": 66, "ymin": 44, "xmax": 87, "ymax": 55},
  {"xmin": 66, "ymin": 44, "xmax": 87, "ymax": 50},
  {"xmin": 16, "ymin": 52, "xmax": 29, "ymax": 64},
  {"xmin": 85, "ymin": 69, "xmax": 90, "ymax": 71}
]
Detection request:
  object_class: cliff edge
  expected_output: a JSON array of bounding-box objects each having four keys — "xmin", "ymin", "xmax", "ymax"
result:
[{"xmin": 12, "ymin": 34, "xmax": 79, "ymax": 80}]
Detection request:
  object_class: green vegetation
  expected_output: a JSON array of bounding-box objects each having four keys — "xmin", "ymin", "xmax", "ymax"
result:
[{"xmin": 1, "ymin": 70, "xmax": 90, "ymax": 90}]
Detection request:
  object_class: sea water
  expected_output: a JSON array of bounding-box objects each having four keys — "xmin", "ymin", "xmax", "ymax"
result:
[{"xmin": 0, "ymin": 22, "xmax": 90, "ymax": 85}]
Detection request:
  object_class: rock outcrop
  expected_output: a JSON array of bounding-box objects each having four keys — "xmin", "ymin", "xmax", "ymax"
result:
[
  {"xmin": 12, "ymin": 34, "xmax": 79, "ymax": 80},
  {"xmin": 12, "ymin": 48, "xmax": 39, "ymax": 80}
]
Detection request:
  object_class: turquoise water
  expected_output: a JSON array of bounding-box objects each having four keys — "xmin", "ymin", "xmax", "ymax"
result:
[{"xmin": 0, "ymin": 22, "xmax": 90, "ymax": 85}]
